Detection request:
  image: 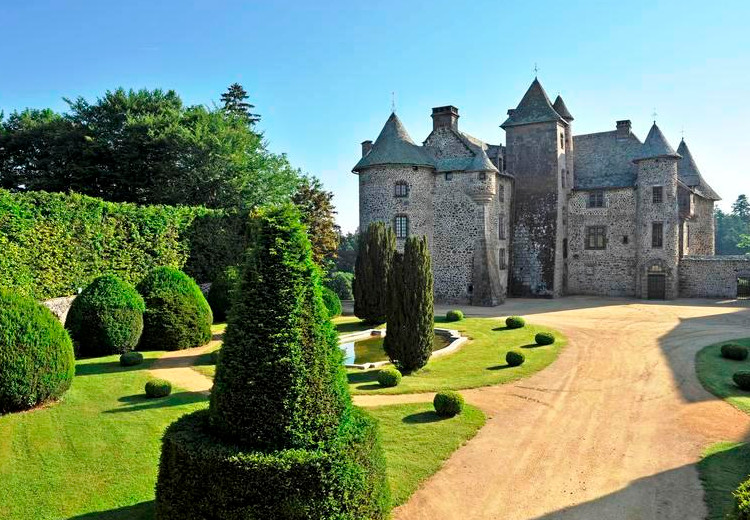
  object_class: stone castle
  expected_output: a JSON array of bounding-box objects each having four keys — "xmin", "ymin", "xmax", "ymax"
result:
[{"xmin": 353, "ymin": 78, "xmax": 750, "ymax": 305}]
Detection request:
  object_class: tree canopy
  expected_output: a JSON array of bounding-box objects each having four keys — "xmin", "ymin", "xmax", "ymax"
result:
[
  {"xmin": 293, "ymin": 176, "xmax": 339, "ymax": 270},
  {"xmin": 716, "ymin": 194, "xmax": 750, "ymax": 255}
]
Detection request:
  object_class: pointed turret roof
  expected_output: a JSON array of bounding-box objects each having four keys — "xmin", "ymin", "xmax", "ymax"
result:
[
  {"xmin": 552, "ymin": 95, "xmax": 574, "ymax": 121},
  {"xmin": 501, "ymin": 78, "xmax": 566, "ymax": 129},
  {"xmin": 353, "ymin": 112, "xmax": 435, "ymax": 172},
  {"xmin": 676, "ymin": 139, "xmax": 721, "ymax": 200},
  {"xmin": 633, "ymin": 122, "xmax": 681, "ymax": 162}
]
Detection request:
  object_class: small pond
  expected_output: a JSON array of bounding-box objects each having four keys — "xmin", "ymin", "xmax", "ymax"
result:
[{"xmin": 340, "ymin": 333, "xmax": 451, "ymax": 365}]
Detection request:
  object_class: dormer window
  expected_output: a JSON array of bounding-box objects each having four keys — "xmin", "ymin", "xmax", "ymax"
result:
[
  {"xmin": 394, "ymin": 181, "xmax": 409, "ymax": 198},
  {"xmin": 588, "ymin": 190, "xmax": 604, "ymax": 208}
]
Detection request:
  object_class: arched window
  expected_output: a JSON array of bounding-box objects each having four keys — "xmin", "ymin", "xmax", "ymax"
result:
[
  {"xmin": 394, "ymin": 214, "xmax": 409, "ymax": 238},
  {"xmin": 394, "ymin": 181, "xmax": 409, "ymax": 198}
]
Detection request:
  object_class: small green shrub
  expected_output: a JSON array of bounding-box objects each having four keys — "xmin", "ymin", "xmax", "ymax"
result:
[
  {"xmin": 0, "ymin": 289, "xmax": 75, "ymax": 413},
  {"xmin": 535, "ymin": 332, "xmax": 555, "ymax": 346},
  {"xmin": 722, "ymin": 343, "xmax": 749, "ymax": 361},
  {"xmin": 146, "ymin": 379, "xmax": 172, "ymax": 398},
  {"xmin": 433, "ymin": 390, "xmax": 464, "ymax": 417},
  {"xmin": 445, "ymin": 310, "xmax": 464, "ymax": 322},
  {"xmin": 506, "ymin": 350, "xmax": 525, "ymax": 367},
  {"xmin": 325, "ymin": 271, "xmax": 354, "ymax": 300},
  {"xmin": 120, "ymin": 351, "xmax": 144, "ymax": 367},
  {"xmin": 206, "ymin": 266, "xmax": 240, "ymax": 323},
  {"xmin": 506, "ymin": 316, "xmax": 525, "ymax": 329},
  {"xmin": 734, "ymin": 372, "xmax": 750, "ymax": 391},
  {"xmin": 322, "ymin": 287, "xmax": 342, "ymax": 317},
  {"xmin": 66, "ymin": 275, "xmax": 145, "ymax": 357},
  {"xmin": 735, "ymin": 477, "xmax": 750, "ymax": 519},
  {"xmin": 137, "ymin": 267, "xmax": 213, "ymax": 351},
  {"xmin": 377, "ymin": 367, "xmax": 402, "ymax": 387}
]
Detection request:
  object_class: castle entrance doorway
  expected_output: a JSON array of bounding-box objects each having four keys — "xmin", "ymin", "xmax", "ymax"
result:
[
  {"xmin": 646, "ymin": 264, "xmax": 667, "ymax": 300},
  {"xmin": 739, "ymin": 277, "xmax": 750, "ymax": 299}
]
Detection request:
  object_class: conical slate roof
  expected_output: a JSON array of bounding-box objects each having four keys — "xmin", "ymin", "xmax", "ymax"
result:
[
  {"xmin": 634, "ymin": 123, "xmax": 681, "ymax": 161},
  {"xmin": 353, "ymin": 112, "xmax": 435, "ymax": 172},
  {"xmin": 676, "ymin": 139, "xmax": 721, "ymax": 200},
  {"xmin": 552, "ymin": 95, "xmax": 574, "ymax": 121},
  {"xmin": 501, "ymin": 78, "xmax": 566, "ymax": 128}
]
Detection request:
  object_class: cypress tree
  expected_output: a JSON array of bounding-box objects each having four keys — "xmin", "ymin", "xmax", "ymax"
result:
[
  {"xmin": 383, "ymin": 236, "xmax": 434, "ymax": 373},
  {"xmin": 353, "ymin": 221, "xmax": 395, "ymax": 324}
]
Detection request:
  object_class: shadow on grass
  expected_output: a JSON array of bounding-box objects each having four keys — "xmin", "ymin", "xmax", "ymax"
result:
[
  {"xmin": 75, "ymin": 357, "xmax": 158, "ymax": 377},
  {"xmin": 335, "ymin": 320, "xmax": 381, "ymax": 334},
  {"xmin": 402, "ymin": 411, "xmax": 448, "ymax": 424},
  {"xmin": 346, "ymin": 370, "xmax": 384, "ymax": 391},
  {"xmin": 699, "ymin": 442, "xmax": 750, "ymax": 520},
  {"xmin": 67, "ymin": 501, "xmax": 154, "ymax": 519},
  {"xmin": 492, "ymin": 326, "xmax": 511, "ymax": 331},
  {"xmin": 486, "ymin": 364, "xmax": 514, "ymax": 371},
  {"xmin": 104, "ymin": 391, "xmax": 207, "ymax": 414},
  {"xmin": 520, "ymin": 343, "xmax": 543, "ymax": 349}
]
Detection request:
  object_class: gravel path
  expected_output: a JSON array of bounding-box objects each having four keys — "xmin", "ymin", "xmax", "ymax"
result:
[{"xmin": 148, "ymin": 341, "xmax": 216, "ymax": 395}]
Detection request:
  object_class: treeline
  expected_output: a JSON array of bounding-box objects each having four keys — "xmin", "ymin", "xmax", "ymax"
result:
[{"xmin": 716, "ymin": 194, "xmax": 750, "ymax": 255}]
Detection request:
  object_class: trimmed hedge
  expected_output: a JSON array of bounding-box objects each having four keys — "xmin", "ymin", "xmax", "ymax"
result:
[
  {"xmin": 146, "ymin": 379, "xmax": 172, "ymax": 398},
  {"xmin": 206, "ymin": 266, "xmax": 240, "ymax": 323},
  {"xmin": 735, "ymin": 477, "xmax": 750, "ymax": 519},
  {"xmin": 505, "ymin": 316, "xmax": 525, "ymax": 329},
  {"xmin": 377, "ymin": 367, "xmax": 402, "ymax": 388},
  {"xmin": 156, "ymin": 408, "xmax": 390, "ymax": 520},
  {"xmin": 0, "ymin": 189, "xmax": 245, "ymax": 300},
  {"xmin": 734, "ymin": 372, "xmax": 750, "ymax": 391},
  {"xmin": 325, "ymin": 271, "xmax": 353, "ymax": 301},
  {"xmin": 65, "ymin": 275, "xmax": 145, "ymax": 357},
  {"xmin": 137, "ymin": 267, "xmax": 213, "ymax": 351},
  {"xmin": 535, "ymin": 332, "xmax": 555, "ymax": 346},
  {"xmin": 433, "ymin": 390, "xmax": 464, "ymax": 417},
  {"xmin": 506, "ymin": 350, "xmax": 525, "ymax": 367},
  {"xmin": 0, "ymin": 289, "xmax": 75, "ymax": 413},
  {"xmin": 721, "ymin": 343, "xmax": 749, "ymax": 361},
  {"xmin": 322, "ymin": 287, "xmax": 342, "ymax": 317},
  {"xmin": 120, "ymin": 352, "xmax": 144, "ymax": 367},
  {"xmin": 445, "ymin": 310, "xmax": 464, "ymax": 322}
]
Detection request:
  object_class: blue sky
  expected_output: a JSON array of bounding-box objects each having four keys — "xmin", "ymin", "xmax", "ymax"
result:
[{"xmin": 1, "ymin": 0, "xmax": 748, "ymax": 232}]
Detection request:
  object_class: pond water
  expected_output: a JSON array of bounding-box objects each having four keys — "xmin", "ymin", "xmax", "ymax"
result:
[{"xmin": 340, "ymin": 333, "xmax": 451, "ymax": 365}]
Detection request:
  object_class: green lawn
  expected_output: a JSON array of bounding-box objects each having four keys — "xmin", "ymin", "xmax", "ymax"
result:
[
  {"xmin": 0, "ymin": 353, "xmax": 484, "ymax": 519},
  {"xmin": 695, "ymin": 338, "xmax": 750, "ymax": 519}
]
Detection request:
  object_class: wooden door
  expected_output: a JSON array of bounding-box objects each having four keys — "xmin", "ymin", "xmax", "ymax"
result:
[{"xmin": 647, "ymin": 274, "xmax": 666, "ymax": 300}]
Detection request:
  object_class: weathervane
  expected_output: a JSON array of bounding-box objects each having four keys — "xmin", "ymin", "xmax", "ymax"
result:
[
  {"xmin": 391, "ymin": 91, "xmax": 396, "ymax": 113},
  {"xmin": 651, "ymin": 108, "xmax": 658, "ymax": 123},
  {"xmin": 534, "ymin": 63, "xmax": 539, "ymax": 78}
]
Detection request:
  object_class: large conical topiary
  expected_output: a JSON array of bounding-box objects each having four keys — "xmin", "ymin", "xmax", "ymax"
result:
[
  {"xmin": 156, "ymin": 205, "xmax": 390, "ymax": 519},
  {"xmin": 353, "ymin": 221, "xmax": 395, "ymax": 324},
  {"xmin": 383, "ymin": 236, "xmax": 434, "ymax": 373}
]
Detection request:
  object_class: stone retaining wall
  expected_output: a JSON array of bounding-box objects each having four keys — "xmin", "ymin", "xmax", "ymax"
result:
[
  {"xmin": 679, "ymin": 256, "xmax": 750, "ymax": 298},
  {"xmin": 42, "ymin": 295, "xmax": 77, "ymax": 323}
]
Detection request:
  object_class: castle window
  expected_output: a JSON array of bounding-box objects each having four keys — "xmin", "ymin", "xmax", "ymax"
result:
[
  {"xmin": 499, "ymin": 184, "xmax": 505, "ymax": 201},
  {"xmin": 585, "ymin": 226, "xmax": 607, "ymax": 250},
  {"xmin": 394, "ymin": 215, "xmax": 409, "ymax": 238},
  {"xmin": 652, "ymin": 222, "xmax": 664, "ymax": 248},
  {"xmin": 560, "ymin": 134, "xmax": 565, "ymax": 149},
  {"xmin": 499, "ymin": 248, "xmax": 507, "ymax": 270},
  {"xmin": 498, "ymin": 214, "xmax": 506, "ymax": 240},
  {"xmin": 561, "ymin": 168, "xmax": 566, "ymax": 188},
  {"xmin": 478, "ymin": 172, "xmax": 486, "ymax": 181},
  {"xmin": 623, "ymin": 235, "xmax": 629, "ymax": 245},
  {"xmin": 445, "ymin": 172, "xmax": 453, "ymax": 181},
  {"xmin": 652, "ymin": 186, "xmax": 663, "ymax": 204},
  {"xmin": 588, "ymin": 190, "xmax": 604, "ymax": 208},
  {"xmin": 394, "ymin": 181, "xmax": 409, "ymax": 198}
]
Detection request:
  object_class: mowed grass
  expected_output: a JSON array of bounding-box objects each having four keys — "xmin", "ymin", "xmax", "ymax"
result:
[{"xmin": 695, "ymin": 338, "xmax": 750, "ymax": 519}]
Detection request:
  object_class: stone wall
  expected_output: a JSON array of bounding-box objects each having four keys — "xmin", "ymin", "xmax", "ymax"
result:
[
  {"xmin": 43, "ymin": 295, "xmax": 77, "ymax": 323},
  {"xmin": 679, "ymin": 256, "xmax": 750, "ymax": 298},
  {"xmin": 687, "ymin": 195, "xmax": 715, "ymax": 255}
]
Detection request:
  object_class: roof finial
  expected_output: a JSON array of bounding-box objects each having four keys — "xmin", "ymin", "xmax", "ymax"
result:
[
  {"xmin": 681, "ymin": 127, "xmax": 685, "ymax": 141},
  {"xmin": 651, "ymin": 108, "xmax": 658, "ymax": 124},
  {"xmin": 534, "ymin": 63, "xmax": 539, "ymax": 78},
  {"xmin": 391, "ymin": 91, "xmax": 396, "ymax": 113}
]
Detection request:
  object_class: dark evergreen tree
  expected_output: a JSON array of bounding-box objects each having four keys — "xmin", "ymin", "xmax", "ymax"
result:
[
  {"xmin": 293, "ymin": 176, "xmax": 339, "ymax": 270},
  {"xmin": 220, "ymin": 83, "xmax": 261, "ymax": 123},
  {"xmin": 353, "ymin": 222, "xmax": 395, "ymax": 324},
  {"xmin": 383, "ymin": 236, "xmax": 434, "ymax": 373}
]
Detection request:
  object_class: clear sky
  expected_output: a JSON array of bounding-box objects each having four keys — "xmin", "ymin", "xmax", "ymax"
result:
[{"xmin": 1, "ymin": 0, "xmax": 748, "ymax": 232}]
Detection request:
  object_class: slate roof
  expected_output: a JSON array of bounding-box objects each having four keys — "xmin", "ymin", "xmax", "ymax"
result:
[
  {"xmin": 634, "ymin": 123, "xmax": 681, "ymax": 161},
  {"xmin": 573, "ymin": 130, "xmax": 643, "ymax": 189},
  {"xmin": 676, "ymin": 139, "xmax": 721, "ymax": 200},
  {"xmin": 353, "ymin": 112, "xmax": 435, "ymax": 172},
  {"xmin": 501, "ymin": 79, "xmax": 567, "ymax": 128},
  {"xmin": 552, "ymin": 95, "xmax": 574, "ymax": 121}
]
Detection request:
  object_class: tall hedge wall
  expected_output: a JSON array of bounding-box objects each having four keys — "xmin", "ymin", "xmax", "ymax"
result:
[{"xmin": 0, "ymin": 189, "xmax": 246, "ymax": 299}]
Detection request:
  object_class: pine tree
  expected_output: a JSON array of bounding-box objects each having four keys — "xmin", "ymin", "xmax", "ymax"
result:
[
  {"xmin": 353, "ymin": 222, "xmax": 395, "ymax": 324},
  {"xmin": 220, "ymin": 83, "xmax": 261, "ymax": 123},
  {"xmin": 383, "ymin": 236, "xmax": 434, "ymax": 373}
]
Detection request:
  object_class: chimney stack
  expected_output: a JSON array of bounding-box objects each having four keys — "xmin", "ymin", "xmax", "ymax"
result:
[
  {"xmin": 361, "ymin": 140, "xmax": 373, "ymax": 157},
  {"xmin": 431, "ymin": 106, "xmax": 459, "ymax": 131},
  {"xmin": 616, "ymin": 120, "xmax": 632, "ymax": 139}
]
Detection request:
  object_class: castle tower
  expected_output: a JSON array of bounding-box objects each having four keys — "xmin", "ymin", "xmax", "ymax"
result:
[
  {"xmin": 676, "ymin": 138, "xmax": 720, "ymax": 255},
  {"xmin": 501, "ymin": 79, "xmax": 570, "ymax": 297},
  {"xmin": 633, "ymin": 123, "xmax": 681, "ymax": 299}
]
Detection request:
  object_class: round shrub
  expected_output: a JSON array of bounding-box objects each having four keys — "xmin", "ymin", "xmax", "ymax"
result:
[
  {"xmin": 722, "ymin": 344, "xmax": 749, "ymax": 361},
  {"xmin": 377, "ymin": 367, "xmax": 402, "ymax": 387},
  {"xmin": 535, "ymin": 332, "xmax": 555, "ymax": 346},
  {"xmin": 506, "ymin": 350, "xmax": 525, "ymax": 367},
  {"xmin": 433, "ymin": 390, "xmax": 464, "ymax": 418},
  {"xmin": 325, "ymin": 271, "xmax": 354, "ymax": 300},
  {"xmin": 137, "ymin": 267, "xmax": 213, "ymax": 351},
  {"xmin": 506, "ymin": 316, "xmax": 525, "ymax": 329},
  {"xmin": 206, "ymin": 266, "xmax": 239, "ymax": 323},
  {"xmin": 120, "ymin": 351, "xmax": 144, "ymax": 367},
  {"xmin": 146, "ymin": 379, "xmax": 172, "ymax": 398},
  {"xmin": 734, "ymin": 372, "xmax": 750, "ymax": 391},
  {"xmin": 66, "ymin": 274, "xmax": 145, "ymax": 357},
  {"xmin": 322, "ymin": 287, "xmax": 342, "ymax": 317},
  {"xmin": 0, "ymin": 289, "xmax": 75, "ymax": 413},
  {"xmin": 734, "ymin": 477, "xmax": 750, "ymax": 519},
  {"xmin": 445, "ymin": 310, "xmax": 464, "ymax": 322}
]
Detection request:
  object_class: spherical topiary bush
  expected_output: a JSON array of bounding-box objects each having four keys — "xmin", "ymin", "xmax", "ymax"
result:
[
  {"xmin": 506, "ymin": 350, "xmax": 525, "ymax": 367},
  {"xmin": 322, "ymin": 287, "xmax": 342, "ymax": 317},
  {"xmin": 445, "ymin": 310, "xmax": 464, "ymax": 322},
  {"xmin": 120, "ymin": 351, "xmax": 144, "ymax": 367},
  {"xmin": 734, "ymin": 372, "xmax": 750, "ymax": 391},
  {"xmin": 65, "ymin": 274, "xmax": 145, "ymax": 357},
  {"xmin": 206, "ymin": 266, "xmax": 239, "ymax": 323},
  {"xmin": 377, "ymin": 367, "xmax": 402, "ymax": 388},
  {"xmin": 722, "ymin": 344, "xmax": 749, "ymax": 361},
  {"xmin": 433, "ymin": 390, "xmax": 464, "ymax": 418},
  {"xmin": 146, "ymin": 379, "xmax": 172, "ymax": 398},
  {"xmin": 137, "ymin": 267, "xmax": 213, "ymax": 351},
  {"xmin": 0, "ymin": 289, "xmax": 75, "ymax": 413},
  {"xmin": 506, "ymin": 316, "xmax": 525, "ymax": 329},
  {"xmin": 734, "ymin": 477, "xmax": 750, "ymax": 519},
  {"xmin": 535, "ymin": 332, "xmax": 555, "ymax": 346}
]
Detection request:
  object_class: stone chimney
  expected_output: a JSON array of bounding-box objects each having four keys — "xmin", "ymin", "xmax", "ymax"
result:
[
  {"xmin": 616, "ymin": 120, "xmax": 632, "ymax": 140},
  {"xmin": 361, "ymin": 140, "xmax": 373, "ymax": 157},
  {"xmin": 431, "ymin": 106, "xmax": 459, "ymax": 131}
]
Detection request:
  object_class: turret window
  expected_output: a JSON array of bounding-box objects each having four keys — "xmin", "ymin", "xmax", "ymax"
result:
[
  {"xmin": 652, "ymin": 222, "xmax": 664, "ymax": 248},
  {"xmin": 588, "ymin": 190, "xmax": 604, "ymax": 208},
  {"xmin": 394, "ymin": 181, "xmax": 409, "ymax": 198},
  {"xmin": 394, "ymin": 215, "xmax": 409, "ymax": 238},
  {"xmin": 585, "ymin": 226, "xmax": 607, "ymax": 250},
  {"xmin": 652, "ymin": 186, "xmax": 663, "ymax": 204},
  {"xmin": 498, "ymin": 214, "xmax": 506, "ymax": 240},
  {"xmin": 499, "ymin": 248, "xmax": 507, "ymax": 270}
]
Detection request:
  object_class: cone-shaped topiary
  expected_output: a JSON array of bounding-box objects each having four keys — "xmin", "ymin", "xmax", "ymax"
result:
[
  {"xmin": 137, "ymin": 267, "xmax": 212, "ymax": 351},
  {"xmin": 0, "ymin": 289, "xmax": 75, "ymax": 413},
  {"xmin": 206, "ymin": 266, "xmax": 240, "ymax": 323},
  {"xmin": 353, "ymin": 222, "xmax": 395, "ymax": 324},
  {"xmin": 66, "ymin": 274, "xmax": 145, "ymax": 357},
  {"xmin": 383, "ymin": 236, "xmax": 434, "ymax": 374}
]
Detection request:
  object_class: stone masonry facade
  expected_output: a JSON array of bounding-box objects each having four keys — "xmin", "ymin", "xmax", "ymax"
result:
[{"xmin": 353, "ymin": 79, "xmax": 750, "ymax": 305}]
